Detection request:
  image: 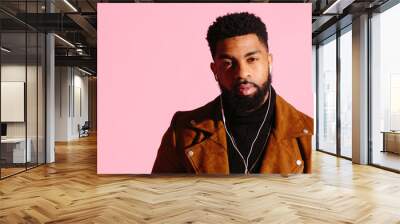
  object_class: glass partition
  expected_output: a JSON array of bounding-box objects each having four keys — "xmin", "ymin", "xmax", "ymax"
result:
[
  {"xmin": 339, "ymin": 27, "xmax": 352, "ymax": 158},
  {"xmin": 27, "ymin": 30, "xmax": 38, "ymax": 169},
  {"xmin": 38, "ymin": 32, "xmax": 45, "ymax": 165},
  {"xmin": 317, "ymin": 35, "xmax": 337, "ymax": 155},
  {"xmin": 1, "ymin": 31, "xmax": 28, "ymax": 177},
  {"xmin": 0, "ymin": 1, "xmax": 46, "ymax": 179},
  {"xmin": 371, "ymin": 3, "xmax": 400, "ymax": 171}
]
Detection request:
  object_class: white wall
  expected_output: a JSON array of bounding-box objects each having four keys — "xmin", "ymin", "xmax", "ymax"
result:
[
  {"xmin": 55, "ymin": 67, "xmax": 89, "ymax": 141},
  {"xmin": 55, "ymin": 66, "xmax": 69, "ymax": 141},
  {"xmin": 72, "ymin": 72, "xmax": 89, "ymax": 138}
]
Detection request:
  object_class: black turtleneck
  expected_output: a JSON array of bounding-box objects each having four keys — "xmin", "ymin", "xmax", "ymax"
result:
[{"xmin": 222, "ymin": 87, "xmax": 276, "ymax": 173}]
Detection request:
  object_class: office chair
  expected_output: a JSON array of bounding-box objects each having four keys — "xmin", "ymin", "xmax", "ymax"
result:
[{"xmin": 79, "ymin": 121, "xmax": 90, "ymax": 138}]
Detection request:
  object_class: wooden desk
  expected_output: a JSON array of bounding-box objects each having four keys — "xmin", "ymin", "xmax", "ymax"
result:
[
  {"xmin": 381, "ymin": 131, "xmax": 400, "ymax": 154},
  {"xmin": 1, "ymin": 138, "xmax": 32, "ymax": 163}
]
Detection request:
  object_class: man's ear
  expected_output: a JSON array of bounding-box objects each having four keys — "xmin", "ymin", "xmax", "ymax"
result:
[
  {"xmin": 267, "ymin": 53, "xmax": 273, "ymax": 74},
  {"xmin": 268, "ymin": 53, "xmax": 273, "ymax": 66},
  {"xmin": 210, "ymin": 62, "xmax": 218, "ymax": 81}
]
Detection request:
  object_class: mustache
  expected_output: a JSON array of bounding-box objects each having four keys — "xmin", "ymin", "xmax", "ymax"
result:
[{"xmin": 233, "ymin": 80, "xmax": 257, "ymax": 90}]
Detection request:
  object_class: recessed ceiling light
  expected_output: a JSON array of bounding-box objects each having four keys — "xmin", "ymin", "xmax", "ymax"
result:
[
  {"xmin": 322, "ymin": 0, "xmax": 355, "ymax": 15},
  {"xmin": 1, "ymin": 47, "xmax": 11, "ymax": 53},
  {"xmin": 63, "ymin": 0, "xmax": 78, "ymax": 12},
  {"xmin": 78, "ymin": 67, "xmax": 93, "ymax": 76},
  {"xmin": 54, "ymin": 34, "xmax": 75, "ymax": 48}
]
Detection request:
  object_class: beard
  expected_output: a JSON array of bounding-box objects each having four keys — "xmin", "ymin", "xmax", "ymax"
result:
[{"xmin": 220, "ymin": 74, "xmax": 272, "ymax": 116}]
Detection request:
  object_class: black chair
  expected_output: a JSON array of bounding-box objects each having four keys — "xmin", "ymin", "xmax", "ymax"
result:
[{"xmin": 79, "ymin": 121, "xmax": 90, "ymax": 138}]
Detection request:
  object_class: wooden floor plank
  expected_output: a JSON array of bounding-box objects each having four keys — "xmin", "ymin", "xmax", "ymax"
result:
[{"xmin": 1, "ymin": 134, "xmax": 400, "ymax": 223}]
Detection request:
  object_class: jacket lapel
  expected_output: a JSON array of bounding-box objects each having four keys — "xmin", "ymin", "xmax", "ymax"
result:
[
  {"xmin": 183, "ymin": 100, "xmax": 230, "ymax": 174},
  {"xmin": 259, "ymin": 95, "xmax": 313, "ymax": 173}
]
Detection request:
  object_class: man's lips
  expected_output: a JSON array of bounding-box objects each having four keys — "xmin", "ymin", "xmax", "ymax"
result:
[{"xmin": 237, "ymin": 83, "xmax": 256, "ymax": 96}]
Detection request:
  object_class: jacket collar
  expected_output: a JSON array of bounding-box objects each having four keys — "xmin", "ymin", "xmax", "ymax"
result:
[
  {"xmin": 184, "ymin": 93, "xmax": 313, "ymax": 174},
  {"xmin": 189, "ymin": 94, "xmax": 313, "ymax": 141}
]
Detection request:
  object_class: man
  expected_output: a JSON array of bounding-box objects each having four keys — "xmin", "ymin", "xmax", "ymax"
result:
[{"xmin": 152, "ymin": 12, "xmax": 313, "ymax": 174}]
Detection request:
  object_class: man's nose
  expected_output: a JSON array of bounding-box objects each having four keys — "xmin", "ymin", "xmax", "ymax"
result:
[{"xmin": 235, "ymin": 62, "xmax": 250, "ymax": 80}]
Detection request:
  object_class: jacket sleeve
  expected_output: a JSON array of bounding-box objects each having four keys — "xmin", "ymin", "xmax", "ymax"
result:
[
  {"xmin": 298, "ymin": 116, "xmax": 314, "ymax": 174},
  {"xmin": 151, "ymin": 114, "xmax": 186, "ymax": 174},
  {"xmin": 298, "ymin": 135, "xmax": 312, "ymax": 173}
]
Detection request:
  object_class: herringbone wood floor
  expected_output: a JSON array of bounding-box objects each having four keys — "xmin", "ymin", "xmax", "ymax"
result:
[{"xmin": 1, "ymin": 134, "xmax": 400, "ymax": 224}]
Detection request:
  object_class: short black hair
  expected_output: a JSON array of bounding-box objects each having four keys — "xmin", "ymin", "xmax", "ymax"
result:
[{"xmin": 206, "ymin": 12, "xmax": 269, "ymax": 59}]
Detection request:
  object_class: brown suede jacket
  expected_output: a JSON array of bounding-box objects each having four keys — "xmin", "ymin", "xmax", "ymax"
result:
[{"xmin": 152, "ymin": 94, "xmax": 314, "ymax": 174}]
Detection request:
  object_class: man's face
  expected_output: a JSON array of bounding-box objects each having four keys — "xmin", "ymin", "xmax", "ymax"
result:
[{"xmin": 210, "ymin": 33, "xmax": 272, "ymax": 114}]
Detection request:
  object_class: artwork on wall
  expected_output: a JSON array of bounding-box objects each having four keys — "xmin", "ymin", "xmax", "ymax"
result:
[{"xmin": 1, "ymin": 81, "xmax": 25, "ymax": 122}]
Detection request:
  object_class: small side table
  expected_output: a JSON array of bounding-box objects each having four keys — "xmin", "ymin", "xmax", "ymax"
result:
[{"xmin": 381, "ymin": 131, "xmax": 400, "ymax": 154}]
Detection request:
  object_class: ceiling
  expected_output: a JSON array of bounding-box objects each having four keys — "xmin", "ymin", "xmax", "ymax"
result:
[{"xmin": 0, "ymin": 0, "xmax": 393, "ymax": 75}]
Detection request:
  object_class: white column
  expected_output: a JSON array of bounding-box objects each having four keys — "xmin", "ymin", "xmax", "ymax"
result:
[
  {"xmin": 352, "ymin": 14, "xmax": 369, "ymax": 164},
  {"xmin": 46, "ymin": 33, "xmax": 55, "ymax": 163},
  {"xmin": 46, "ymin": 1, "xmax": 55, "ymax": 163}
]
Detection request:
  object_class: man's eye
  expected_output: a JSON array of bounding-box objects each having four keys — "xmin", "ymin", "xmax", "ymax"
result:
[
  {"xmin": 222, "ymin": 60, "xmax": 232, "ymax": 67},
  {"xmin": 247, "ymin": 57, "xmax": 258, "ymax": 63}
]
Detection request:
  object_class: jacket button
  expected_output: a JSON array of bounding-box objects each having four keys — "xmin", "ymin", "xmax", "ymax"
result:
[
  {"xmin": 296, "ymin": 160, "xmax": 302, "ymax": 166},
  {"xmin": 303, "ymin": 129, "xmax": 309, "ymax": 134},
  {"xmin": 188, "ymin": 151, "xmax": 194, "ymax": 157}
]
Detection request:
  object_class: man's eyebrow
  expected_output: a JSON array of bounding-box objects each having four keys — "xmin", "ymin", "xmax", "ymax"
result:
[
  {"xmin": 244, "ymin": 50, "xmax": 261, "ymax": 57},
  {"xmin": 217, "ymin": 53, "xmax": 233, "ymax": 59},
  {"xmin": 217, "ymin": 50, "xmax": 261, "ymax": 59}
]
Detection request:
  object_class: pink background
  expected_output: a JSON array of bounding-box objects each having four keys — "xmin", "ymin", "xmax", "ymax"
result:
[{"xmin": 98, "ymin": 3, "xmax": 312, "ymax": 174}]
